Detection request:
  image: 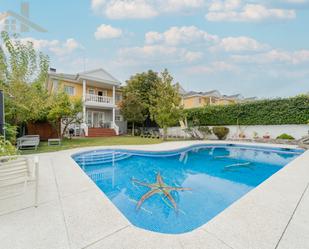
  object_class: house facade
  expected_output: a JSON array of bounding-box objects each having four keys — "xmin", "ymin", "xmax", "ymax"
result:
[
  {"xmin": 181, "ymin": 90, "xmax": 256, "ymax": 109},
  {"xmin": 47, "ymin": 68, "xmax": 127, "ymax": 137}
]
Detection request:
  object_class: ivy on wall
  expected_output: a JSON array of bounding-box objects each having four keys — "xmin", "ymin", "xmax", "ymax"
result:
[{"xmin": 185, "ymin": 96, "xmax": 309, "ymax": 126}]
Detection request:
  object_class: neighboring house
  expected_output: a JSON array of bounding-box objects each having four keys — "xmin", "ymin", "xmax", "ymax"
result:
[
  {"xmin": 180, "ymin": 88, "xmax": 256, "ymax": 109},
  {"xmin": 47, "ymin": 68, "xmax": 127, "ymax": 137}
]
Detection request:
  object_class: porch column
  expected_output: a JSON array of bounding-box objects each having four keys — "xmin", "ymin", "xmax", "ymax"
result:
[
  {"xmin": 112, "ymin": 85, "xmax": 115, "ymax": 105},
  {"xmin": 82, "ymin": 79, "xmax": 86, "ymax": 123},
  {"xmin": 112, "ymin": 108, "xmax": 116, "ymax": 124},
  {"xmin": 112, "ymin": 85, "xmax": 116, "ymax": 124}
]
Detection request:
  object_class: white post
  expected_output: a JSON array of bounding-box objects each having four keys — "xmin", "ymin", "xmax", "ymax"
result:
[
  {"xmin": 112, "ymin": 108, "xmax": 115, "ymax": 124},
  {"xmin": 112, "ymin": 151, "xmax": 115, "ymax": 188},
  {"xmin": 82, "ymin": 79, "xmax": 86, "ymax": 123},
  {"xmin": 112, "ymin": 86, "xmax": 115, "ymax": 105},
  {"xmin": 91, "ymin": 111, "xmax": 94, "ymax": 128},
  {"xmin": 112, "ymin": 85, "xmax": 116, "ymax": 130},
  {"xmin": 34, "ymin": 156, "xmax": 39, "ymax": 208}
]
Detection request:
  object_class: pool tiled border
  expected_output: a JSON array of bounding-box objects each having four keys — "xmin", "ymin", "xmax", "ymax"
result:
[{"xmin": 1, "ymin": 141, "xmax": 309, "ymax": 249}]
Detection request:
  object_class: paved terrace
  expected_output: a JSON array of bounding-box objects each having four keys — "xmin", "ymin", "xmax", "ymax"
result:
[{"xmin": 1, "ymin": 141, "xmax": 309, "ymax": 249}]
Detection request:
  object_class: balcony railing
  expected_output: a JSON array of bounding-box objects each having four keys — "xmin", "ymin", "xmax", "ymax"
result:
[{"xmin": 85, "ymin": 94, "xmax": 113, "ymax": 105}]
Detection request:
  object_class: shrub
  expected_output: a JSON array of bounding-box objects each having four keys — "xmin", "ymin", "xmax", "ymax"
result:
[
  {"xmin": 212, "ymin": 126, "xmax": 229, "ymax": 140},
  {"xmin": 0, "ymin": 136, "xmax": 18, "ymax": 156},
  {"xmin": 198, "ymin": 126, "xmax": 212, "ymax": 135},
  {"xmin": 276, "ymin": 133, "xmax": 295, "ymax": 140},
  {"xmin": 4, "ymin": 124, "xmax": 17, "ymax": 144},
  {"xmin": 185, "ymin": 96, "xmax": 309, "ymax": 126}
]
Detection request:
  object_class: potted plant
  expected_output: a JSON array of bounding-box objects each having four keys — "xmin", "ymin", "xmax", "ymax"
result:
[
  {"xmin": 239, "ymin": 131, "xmax": 246, "ymax": 139},
  {"xmin": 263, "ymin": 132, "xmax": 270, "ymax": 139},
  {"xmin": 212, "ymin": 126, "xmax": 229, "ymax": 140},
  {"xmin": 253, "ymin": 131, "xmax": 259, "ymax": 139}
]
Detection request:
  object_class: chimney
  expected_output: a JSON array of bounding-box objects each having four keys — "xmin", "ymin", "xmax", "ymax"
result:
[{"xmin": 49, "ymin": 68, "xmax": 56, "ymax": 73}]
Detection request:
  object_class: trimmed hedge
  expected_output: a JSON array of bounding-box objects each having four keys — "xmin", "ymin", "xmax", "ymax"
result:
[
  {"xmin": 276, "ymin": 133, "xmax": 295, "ymax": 140},
  {"xmin": 185, "ymin": 96, "xmax": 309, "ymax": 126}
]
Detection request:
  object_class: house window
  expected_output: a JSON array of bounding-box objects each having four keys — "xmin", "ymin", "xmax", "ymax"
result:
[
  {"xmin": 98, "ymin": 90, "xmax": 107, "ymax": 96},
  {"xmin": 88, "ymin": 88, "xmax": 95, "ymax": 95},
  {"xmin": 116, "ymin": 93, "xmax": 122, "ymax": 102},
  {"xmin": 52, "ymin": 80, "xmax": 58, "ymax": 92},
  {"xmin": 115, "ymin": 115, "xmax": 123, "ymax": 121},
  {"xmin": 64, "ymin": 85, "xmax": 75, "ymax": 96}
]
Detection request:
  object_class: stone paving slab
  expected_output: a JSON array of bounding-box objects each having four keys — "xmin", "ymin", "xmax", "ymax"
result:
[
  {"xmin": 51, "ymin": 154, "xmax": 97, "ymax": 198},
  {"xmin": 61, "ymin": 187, "xmax": 130, "ymax": 249},
  {"xmin": 0, "ymin": 201, "xmax": 70, "ymax": 249},
  {"xmin": 277, "ymin": 184, "xmax": 309, "ymax": 249},
  {"xmin": 85, "ymin": 226, "xmax": 183, "ymax": 249},
  {"xmin": 203, "ymin": 193, "xmax": 293, "ymax": 249}
]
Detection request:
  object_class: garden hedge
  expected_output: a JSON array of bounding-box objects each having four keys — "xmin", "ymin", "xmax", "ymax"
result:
[{"xmin": 185, "ymin": 96, "xmax": 309, "ymax": 126}]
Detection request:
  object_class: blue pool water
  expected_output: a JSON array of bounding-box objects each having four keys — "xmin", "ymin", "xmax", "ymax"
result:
[{"xmin": 72, "ymin": 144, "xmax": 303, "ymax": 234}]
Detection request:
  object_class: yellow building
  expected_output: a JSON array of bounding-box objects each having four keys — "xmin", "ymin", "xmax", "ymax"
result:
[
  {"xmin": 181, "ymin": 90, "xmax": 255, "ymax": 109},
  {"xmin": 47, "ymin": 68, "xmax": 126, "ymax": 136}
]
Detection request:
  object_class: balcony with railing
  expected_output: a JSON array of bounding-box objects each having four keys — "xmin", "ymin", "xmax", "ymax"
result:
[{"xmin": 85, "ymin": 93, "xmax": 114, "ymax": 107}]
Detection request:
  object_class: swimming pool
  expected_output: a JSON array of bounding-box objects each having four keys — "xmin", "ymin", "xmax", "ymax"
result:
[{"xmin": 72, "ymin": 144, "xmax": 303, "ymax": 234}]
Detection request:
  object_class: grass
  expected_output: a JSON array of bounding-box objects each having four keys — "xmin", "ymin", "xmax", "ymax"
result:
[{"xmin": 20, "ymin": 136, "xmax": 170, "ymax": 154}]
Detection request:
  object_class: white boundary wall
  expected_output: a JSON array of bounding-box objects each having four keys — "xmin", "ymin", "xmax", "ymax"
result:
[
  {"xmin": 165, "ymin": 125, "xmax": 309, "ymax": 140},
  {"xmin": 219, "ymin": 125, "xmax": 309, "ymax": 140}
]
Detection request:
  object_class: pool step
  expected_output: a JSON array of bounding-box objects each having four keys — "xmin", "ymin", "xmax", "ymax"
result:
[
  {"xmin": 75, "ymin": 152, "xmax": 131, "ymax": 165},
  {"xmin": 87, "ymin": 167, "xmax": 114, "ymax": 182},
  {"xmin": 88, "ymin": 128, "xmax": 116, "ymax": 137}
]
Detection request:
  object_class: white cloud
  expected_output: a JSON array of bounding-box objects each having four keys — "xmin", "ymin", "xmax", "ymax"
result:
[
  {"xmin": 19, "ymin": 37, "xmax": 82, "ymax": 56},
  {"xmin": 232, "ymin": 49, "xmax": 309, "ymax": 64},
  {"xmin": 92, "ymin": 0, "xmax": 158, "ymax": 19},
  {"xmin": 145, "ymin": 31, "xmax": 163, "ymax": 44},
  {"xmin": 91, "ymin": 0, "xmax": 106, "ymax": 9},
  {"xmin": 91, "ymin": 0, "xmax": 204, "ymax": 19},
  {"xmin": 187, "ymin": 61, "xmax": 238, "ymax": 74},
  {"xmin": 145, "ymin": 26, "xmax": 267, "ymax": 53},
  {"xmin": 206, "ymin": 1, "xmax": 296, "ymax": 22},
  {"xmin": 145, "ymin": 26, "xmax": 218, "ymax": 45},
  {"xmin": 94, "ymin": 24, "xmax": 123, "ymax": 39},
  {"xmin": 210, "ymin": 36, "xmax": 269, "ymax": 52},
  {"xmin": 282, "ymin": 0, "xmax": 308, "ymax": 3},
  {"xmin": 184, "ymin": 51, "xmax": 203, "ymax": 62},
  {"xmin": 51, "ymin": 39, "xmax": 82, "ymax": 56},
  {"xmin": 118, "ymin": 44, "xmax": 202, "ymax": 64},
  {"xmin": 162, "ymin": 0, "xmax": 204, "ymax": 12},
  {"xmin": 208, "ymin": 0, "xmax": 241, "ymax": 11}
]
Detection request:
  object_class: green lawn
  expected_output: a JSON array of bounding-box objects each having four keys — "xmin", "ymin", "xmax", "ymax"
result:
[{"xmin": 21, "ymin": 136, "xmax": 171, "ymax": 154}]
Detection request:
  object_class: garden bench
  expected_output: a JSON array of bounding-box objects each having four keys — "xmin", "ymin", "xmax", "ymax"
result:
[
  {"xmin": 48, "ymin": 138, "xmax": 61, "ymax": 146},
  {"xmin": 17, "ymin": 135, "xmax": 40, "ymax": 150}
]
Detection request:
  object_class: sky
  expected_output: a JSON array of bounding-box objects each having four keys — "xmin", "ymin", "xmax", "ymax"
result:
[{"xmin": 0, "ymin": 0, "xmax": 309, "ymax": 98}]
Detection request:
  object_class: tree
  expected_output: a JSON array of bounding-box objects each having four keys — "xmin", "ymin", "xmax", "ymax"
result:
[
  {"xmin": 119, "ymin": 92, "xmax": 147, "ymax": 136},
  {"xmin": 0, "ymin": 31, "xmax": 49, "ymax": 129},
  {"xmin": 47, "ymin": 92, "xmax": 83, "ymax": 138},
  {"xmin": 124, "ymin": 70, "xmax": 160, "ymax": 118},
  {"xmin": 149, "ymin": 69, "xmax": 182, "ymax": 140}
]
